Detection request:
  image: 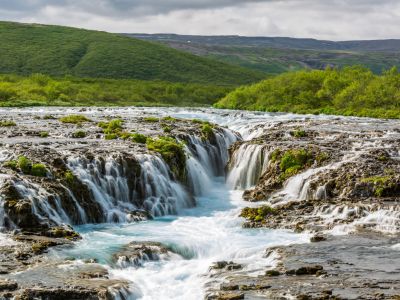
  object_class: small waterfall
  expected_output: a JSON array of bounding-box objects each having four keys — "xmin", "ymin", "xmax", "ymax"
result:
[
  {"xmin": 67, "ymin": 154, "xmax": 194, "ymax": 221},
  {"xmin": 13, "ymin": 179, "xmax": 72, "ymax": 225},
  {"xmin": 226, "ymin": 144, "xmax": 269, "ymax": 190}
]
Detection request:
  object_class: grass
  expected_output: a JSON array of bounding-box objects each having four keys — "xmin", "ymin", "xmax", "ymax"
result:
[
  {"xmin": 0, "ymin": 21, "xmax": 263, "ymax": 86},
  {"xmin": 143, "ymin": 117, "xmax": 159, "ymax": 122},
  {"xmin": 361, "ymin": 175, "xmax": 395, "ymax": 197},
  {"xmin": 131, "ymin": 133, "xmax": 148, "ymax": 144},
  {"xmin": 201, "ymin": 123, "xmax": 214, "ymax": 140},
  {"xmin": 39, "ymin": 131, "xmax": 49, "ymax": 138},
  {"xmin": 59, "ymin": 114, "xmax": 91, "ymax": 124}
]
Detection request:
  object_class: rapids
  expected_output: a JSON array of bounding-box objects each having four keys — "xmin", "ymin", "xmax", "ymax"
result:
[{"xmin": 1, "ymin": 107, "xmax": 398, "ymax": 299}]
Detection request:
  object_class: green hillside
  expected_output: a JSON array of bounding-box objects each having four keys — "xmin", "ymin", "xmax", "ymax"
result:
[
  {"xmin": 128, "ymin": 34, "xmax": 400, "ymax": 75},
  {"xmin": 215, "ymin": 66, "xmax": 400, "ymax": 119},
  {"xmin": 0, "ymin": 22, "xmax": 264, "ymax": 86}
]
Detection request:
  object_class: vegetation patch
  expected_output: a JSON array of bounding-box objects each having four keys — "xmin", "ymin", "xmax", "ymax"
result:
[
  {"xmin": 0, "ymin": 120, "xmax": 16, "ymax": 127},
  {"xmin": 361, "ymin": 175, "xmax": 396, "ymax": 197},
  {"xmin": 131, "ymin": 133, "xmax": 148, "ymax": 144},
  {"xmin": 215, "ymin": 66, "xmax": 400, "ymax": 119},
  {"xmin": 39, "ymin": 131, "xmax": 49, "ymax": 138},
  {"xmin": 200, "ymin": 123, "xmax": 215, "ymax": 140},
  {"xmin": 72, "ymin": 130, "xmax": 86, "ymax": 138},
  {"xmin": 240, "ymin": 206, "xmax": 276, "ymax": 222},
  {"xmin": 143, "ymin": 116, "xmax": 159, "ymax": 123},
  {"xmin": 146, "ymin": 136, "xmax": 186, "ymax": 179},
  {"xmin": 59, "ymin": 114, "xmax": 91, "ymax": 124},
  {"xmin": 4, "ymin": 156, "xmax": 48, "ymax": 177},
  {"xmin": 291, "ymin": 129, "xmax": 307, "ymax": 138}
]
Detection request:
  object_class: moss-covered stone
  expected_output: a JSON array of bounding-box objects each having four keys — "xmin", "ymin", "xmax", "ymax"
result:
[{"xmin": 240, "ymin": 206, "xmax": 276, "ymax": 222}]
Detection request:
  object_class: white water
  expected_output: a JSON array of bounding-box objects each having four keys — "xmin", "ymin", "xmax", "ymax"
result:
[
  {"xmin": 58, "ymin": 181, "xmax": 308, "ymax": 300},
  {"xmin": 2, "ymin": 107, "xmax": 398, "ymax": 299}
]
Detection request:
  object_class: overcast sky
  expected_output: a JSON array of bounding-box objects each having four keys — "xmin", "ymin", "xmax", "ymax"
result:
[{"xmin": 0, "ymin": 0, "xmax": 399, "ymax": 40}]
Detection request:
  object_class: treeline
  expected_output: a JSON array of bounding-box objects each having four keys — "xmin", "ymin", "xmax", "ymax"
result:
[
  {"xmin": 0, "ymin": 74, "xmax": 231, "ymax": 107},
  {"xmin": 215, "ymin": 66, "xmax": 400, "ymax": 119}
]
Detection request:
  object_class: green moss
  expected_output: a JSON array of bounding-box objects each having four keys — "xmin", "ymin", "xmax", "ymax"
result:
[
  {"xmin": 191, "ymin": 119, "xmax": 208, "ymax": 124},
  {"xmin": 30, "ymin": 164, "xmax": 47, "ymax": 177},
  {"xmin": 131, "ymin": 133, "xmax": 148, "ymax": 144},
  {"xmin": 18, "ymin": 156, "xmax": 32, "ymax": 174},
  {"xmin": 240, "ymin": 206, "xmax": 276, "ymax": 222},
  {"xmin": 0, "ymin": 120, "xmax": 16, "ymax": 126},
  {"xmin": 201, "ymin": 123, "xmax": 214, "ymax": 140},
  {"xmin": 39, "ymin": 131, "xmax": 49, "ymax": 138},
  {"xmin": 270, "ymin": 149, "xmax": 281, "ymax": 162},
  {"xmin": 316, "ymin": 152, "xmax": 329, "ymax": 164},
  {"xmin": 361, "ymin": 175, "xmax": 394, "ymax": 197},
  {"xmin": 162, "ymin": 116, "xmax": 178, "ymax": 122},
  {"xmin": 146, "ymin": 136, "xmax": 186, "ymax": 179},
  {"xmin": 105, "ymin": 133, "xmax": 118, "ymax": 140},
  {"xmin": 291, "ymin": 129, "xmax": 307, "ymax": 138},
  {"xmin": 72, "ymin": 130, "xmax": 86, "ymax": 138},
  {"xmin": 143, "ymin": 116, "xmax": 159, "ymax": 122},
  {"xmin": 162, "ymin": 124, "xmax": 172, "ymax": 133},
  {"xmin": 59, "ymin": 114, "xmax": 91, "ymax": 124},
  {"xmin": 3, "ymin": 160, "xmax": 18, "ymax": 170},
  {"xmin": 64, "ymin": 170, "xmax": 75, "ymax": 185},
  {"xmin": 280, "ymin": 149, "xmax": 313, "ymax": 173}
]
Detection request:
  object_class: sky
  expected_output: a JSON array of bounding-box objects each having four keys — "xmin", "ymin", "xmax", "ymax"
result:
[{"xmin": 0, "ymin": 0, "xmax": 399, "ymax": 40}]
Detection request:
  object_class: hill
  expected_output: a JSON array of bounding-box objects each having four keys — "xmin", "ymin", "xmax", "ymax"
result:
[
  {"xmin": 215, "ymin": 66, "xmax": 400, "ymax": 119},
  {"xmin": 0, "ymin": 22, "xmax": 264, "ymax": 86},
  {"xmin": 126, "ymin": 34, "xmax": 400, "ymax": 75}
]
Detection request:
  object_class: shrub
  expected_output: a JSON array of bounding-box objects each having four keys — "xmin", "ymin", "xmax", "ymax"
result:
[
  {"xmin": 59, "ymin": 115, "xmax": 91, "ymax": 124},
  {"xmin": 72, "ymin": 130, "xmax": 86, "ymax": 138},
  {"xmin": 3, "ymin": 160, "xmax": 17, "ymax": 170}
]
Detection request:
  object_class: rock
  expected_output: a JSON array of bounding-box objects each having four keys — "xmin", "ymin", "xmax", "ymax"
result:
[
  {"xmin": 286, "ymin": 265, "xmax": 324, "ymax": 276},
  {"xmin": 0, "ymin": 280, "xmax": 18, "ymax": 291},
  {"xmin": 310, "ymin": 234, "xmax": 327, "ymax": 242},
  {"xmin": 126, "ymin": 209, "xmax": 153, "ymax": 222},
  {"xmin": 112, "ymin": 241, "xmax": 178, "ymax": 267},
  {"xmin": 265, "ymin": 269, "xmax": 281, "ymax": 276}
]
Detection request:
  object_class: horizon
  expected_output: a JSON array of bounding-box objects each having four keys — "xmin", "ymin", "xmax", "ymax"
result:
[{"xmin": 1, "ymin": 0, "xmax": 399, "ymax": 41}]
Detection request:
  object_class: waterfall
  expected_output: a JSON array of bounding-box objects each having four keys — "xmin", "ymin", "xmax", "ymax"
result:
[{"xmin": 226, "ymin": 144, "xmax": 269, "ymax": 190}]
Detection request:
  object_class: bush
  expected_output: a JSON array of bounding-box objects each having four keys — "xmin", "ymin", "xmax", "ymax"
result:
[
  {"xmin": 291, "ymin": 129, "xmax": 307, "ymax": 138},
  {"xmin": 59, "ymin": 115, "xmax": 91, "ymax": 124},
  {"xmin": 162, "ymin": 124, "xmax": 172, "ymax": 133},
  {"xmin": 18, "ymin": 156, "xmax": 32, "ymax": 174},
  {"xmin": 105, "ymin": 133, "xmax": 118, "ymax": 140},
  {"xmin": 162, "ymin": 116, "xmax": 178, "ymax": 122}
]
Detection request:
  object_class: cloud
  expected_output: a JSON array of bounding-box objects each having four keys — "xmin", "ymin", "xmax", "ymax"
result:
[{"xmin": 0, "ymin": 0, "xmax": 399, "ymax": 40}]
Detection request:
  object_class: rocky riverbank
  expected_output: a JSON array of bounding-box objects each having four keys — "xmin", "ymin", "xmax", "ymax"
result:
[
  {"xmin": 0, "ymin": 108, "xmax": 238, "ymax": 299},
  {"xmin": 209, "ymin": 117, "xmax": 400, "ymax": 299}
]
